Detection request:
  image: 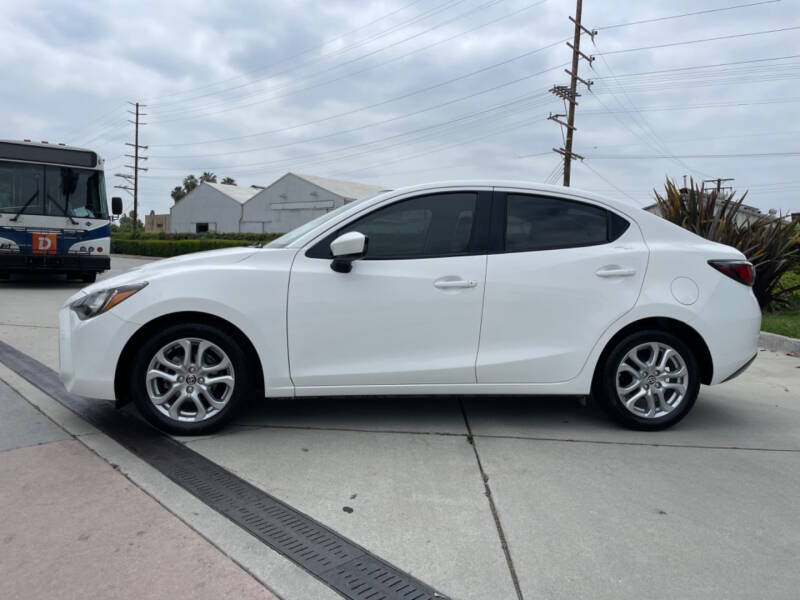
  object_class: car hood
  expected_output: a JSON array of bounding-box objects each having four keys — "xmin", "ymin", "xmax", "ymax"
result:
[{"xmin": 62, "ymin": 246, "xmax": 263, "ymax": 306}]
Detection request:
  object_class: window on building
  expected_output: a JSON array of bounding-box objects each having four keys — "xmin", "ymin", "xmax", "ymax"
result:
[{"xmin": 196, "ymin": 223, "xmax": 209, "ymax": 233}]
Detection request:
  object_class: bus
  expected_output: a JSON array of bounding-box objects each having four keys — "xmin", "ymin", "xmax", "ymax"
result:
[{"xmin": 0, "ymin": 140, "xmax": 122, "ymax": 283}]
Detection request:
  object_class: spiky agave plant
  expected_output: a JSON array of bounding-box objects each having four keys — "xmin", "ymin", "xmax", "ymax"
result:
[{"xmin": 653, "ymin": 177, "xmax": 800, "ymax": 309}]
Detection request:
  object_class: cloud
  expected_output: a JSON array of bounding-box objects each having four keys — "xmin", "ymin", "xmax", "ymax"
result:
[{"xmin": 1, "ymin": 0, "xmax": 798, "ymax": 215}]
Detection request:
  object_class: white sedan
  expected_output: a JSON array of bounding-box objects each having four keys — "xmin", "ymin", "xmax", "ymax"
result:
[{"xmin": 59, "ymin": 181, "xmax": 761, "ymax": 434}]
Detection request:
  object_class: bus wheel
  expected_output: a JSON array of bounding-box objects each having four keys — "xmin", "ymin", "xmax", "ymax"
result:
[
  {"xmin": 0, "ymin": 272, "xmax": 9, "ymax": 280},
  {"xmin": 81, "ymin": 272, "xmax": 97, "ymax": 283}
]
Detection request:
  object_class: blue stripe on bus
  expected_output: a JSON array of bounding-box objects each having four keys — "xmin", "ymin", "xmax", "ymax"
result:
[{"xmin": 0, "ymin": 223, "xmax": 110, "ymax": 252}]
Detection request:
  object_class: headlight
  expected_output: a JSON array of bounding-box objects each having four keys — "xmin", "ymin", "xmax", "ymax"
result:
[{"xmin": 70, "ymin": 282, "xmax": 148, "ymax": 320}]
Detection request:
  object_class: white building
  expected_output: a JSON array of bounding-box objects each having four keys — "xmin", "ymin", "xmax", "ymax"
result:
[
  {"xmin": 242, "ymin": 173, "xmax": 386, "ymax": 234},
  {"xmin": 170, "ymin": 174, "xmax": 386, "ymax": 235},
  {"xmin": 170, "ymin": 182, "xmax": 261, "ymax": 233}
]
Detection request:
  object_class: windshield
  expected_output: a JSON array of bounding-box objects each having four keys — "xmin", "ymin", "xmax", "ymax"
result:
[
  {"xmin": 0, "ymin": 160, "xmax": 109, "ymax": 219},
  {"xmin": 267, "ymin": 194, "xmax": 379, "ymax": 248}
]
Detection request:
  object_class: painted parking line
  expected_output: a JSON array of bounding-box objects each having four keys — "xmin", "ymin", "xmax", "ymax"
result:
[{"xmin": 0, "ymin": 339, "xmax": 448, "ymax": 600}]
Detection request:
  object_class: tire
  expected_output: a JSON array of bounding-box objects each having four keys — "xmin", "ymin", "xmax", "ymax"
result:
[
  {"xmin": 596, "ymin": 329, "xmax": 700, "ymax": 431},
  {"xmin": 130, "ymin": 322, "xmax": 253, "ymax": 435},
  {"xmin": 81, "ymin": 272, "xmax": 97, "ymax": 283}
]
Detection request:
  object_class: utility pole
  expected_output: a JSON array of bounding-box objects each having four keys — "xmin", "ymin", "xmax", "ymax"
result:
[
  {"xmin": 549, "ymin": 0, "xmax": 595, "ymax": 186},
  {"xmin": 702, "ymin": 177, "xmax": 735, "ymax": 196},
  {"xmin": 116, "ymin": 102, "xmax": 148, "ymax": 236}
]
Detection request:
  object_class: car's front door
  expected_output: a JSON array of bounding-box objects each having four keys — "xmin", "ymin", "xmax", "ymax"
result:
[
  {"xmin": 288, "ymin": 190, "xmax": 491, "ymax": 388},
  {"xmin": 476, "ymin": 190, "xmax": 648, "ymax": 384}
]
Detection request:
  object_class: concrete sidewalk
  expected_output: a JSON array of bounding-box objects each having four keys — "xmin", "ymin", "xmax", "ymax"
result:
[{"xmin": 0, "ymin": 380, "xmax": 278, "ymax": 600}]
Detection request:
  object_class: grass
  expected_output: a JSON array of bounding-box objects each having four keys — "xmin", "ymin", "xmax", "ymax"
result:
[
  {"xmin": 761, "ymin": 269, "xmax": 800, "ymax": 339},
  {"xmin": 761, "ymin": 311, "xmax": 800, "ymax": 339}
]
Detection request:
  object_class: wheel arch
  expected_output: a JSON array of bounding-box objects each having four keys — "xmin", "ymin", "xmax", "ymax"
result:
[
  {"xmin": 591, "ymin": 317, "xmax": 713, "ymax": 391},
  {"xmin": 114, "ymin": 311, "xmax": 265, "ymax": 406}
]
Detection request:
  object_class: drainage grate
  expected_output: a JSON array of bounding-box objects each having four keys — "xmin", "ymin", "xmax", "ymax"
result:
[{"xmin": 0, "ymin": 340, "xmax": 445, "ymax": 600}]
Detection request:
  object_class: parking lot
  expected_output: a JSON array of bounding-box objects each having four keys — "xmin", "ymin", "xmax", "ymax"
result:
[{"xmin": 2, "ymin": 255, "xmax": 799, "ymax": 600}]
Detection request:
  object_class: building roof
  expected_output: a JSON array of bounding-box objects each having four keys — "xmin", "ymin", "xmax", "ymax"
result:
[
  {"xmin": 292, "ymin": 173, "xmax": 386, "ymax": 201},
  {"xmin": 205, "ymin": 182, "xmax": 262, "ymax": 204}
]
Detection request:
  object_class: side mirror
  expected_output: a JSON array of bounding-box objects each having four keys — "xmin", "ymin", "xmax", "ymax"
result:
[
  {"xmin": 111, "ymin": 196, "xmax": 123, "ymax": 216},
  {"xmin": 330, "ymin": 231, "xmax": 367, "ymax": 273}
]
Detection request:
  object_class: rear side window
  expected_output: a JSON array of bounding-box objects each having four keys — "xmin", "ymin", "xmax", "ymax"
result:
[
  {"xmin": 504, "ymin": 194, "xmax": 629, "ymax": 252},
  {"xmin": 307, "ymin": 192, "xmax": 480, "ymax": 259}
]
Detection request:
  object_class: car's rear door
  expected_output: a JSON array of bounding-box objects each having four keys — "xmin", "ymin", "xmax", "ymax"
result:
[
  {"xmin": 476, "ymin": 189, "xmax": 648, "ymax": 384},
  {"xmin": 288, "ymin": 189, "xmax": 491, "ymax": 388}
]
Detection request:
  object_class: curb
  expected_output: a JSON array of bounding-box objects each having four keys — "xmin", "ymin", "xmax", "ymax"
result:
[{"xmin": 759, "ymin": 331, "xmax": 800, "ymax": 355}]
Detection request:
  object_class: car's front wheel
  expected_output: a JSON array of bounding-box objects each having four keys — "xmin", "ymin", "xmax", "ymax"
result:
[
  {"xmin": 597, "ymin": 330, "xmax": 700, "ymax": 430},
  {"xmin": 131, "ymin": 323, "xmax": 252, "ymax": 435}
]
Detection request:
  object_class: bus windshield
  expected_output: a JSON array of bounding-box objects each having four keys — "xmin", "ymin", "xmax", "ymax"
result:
[{"xmin": 0, "ymin": 160, "xmax": 109, "ymax": 220}]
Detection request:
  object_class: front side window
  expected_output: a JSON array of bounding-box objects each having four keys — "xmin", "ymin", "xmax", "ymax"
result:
[
  {"xmin": 0, "ymin": 162, "xmax": 44, "ymax": 215},
  {"xmin": 504, "ymin": 194, "xmax": 626, "ymax": 252},
  {"xmin": 0, "ymin": 160, "xmax": 108, "ymax": 219},
  {"xmin": 308, "ymin": 192, "xmax": 479, "ymax": 259},
  {"xmin": 44, "ymin": 166, "xmax": 108, "ymax": 219}
]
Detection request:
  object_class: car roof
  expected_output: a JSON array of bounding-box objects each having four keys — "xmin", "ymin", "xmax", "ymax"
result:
[{"xmin": 368, "ymin": 180, "xmax": 645, "ymax": 211}]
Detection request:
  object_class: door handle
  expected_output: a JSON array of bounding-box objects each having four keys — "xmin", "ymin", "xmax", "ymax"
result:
[
  {"xmin": 595, "ymin": 266, "xmax": 636, "ymax": 278},
  {"xmin": 434, "ymin": 278, "xmax": 477, "ymax": 289}
]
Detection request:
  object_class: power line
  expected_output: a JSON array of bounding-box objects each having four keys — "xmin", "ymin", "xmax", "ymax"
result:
[
  {"xmin": 146, "ymin": 0, "xmax": 474, "ymax": 110},
  {"xmin": 581, "ymin": 97, "xmax": 800, "ymax": 114},
  {"xmin": 594, "ymin": 25, "xmax": 800, "ymax": 56},
  {"xmin": 579, "ymin": 161, "xmax": 639, "ymax": 203},
  {"xmin": 146, "ymin": 93, "xmax": 557, "ymax": 175},
  {"xmin": 597, "ymin": 0, "xmax": 781, "ymax": 30},
  {"xmin": 591, "ymin": 54, "xmax": 800, "ymax": 79},
  {"xmin": 142, "ymin": 0, "xmax": 436, "ymax": 103},
  {"xmin": 149, "ymin": 6, "xmax": 557, "ymax": 125},
  {"xmin": 148, "ymin": 0, "xmax": 546, "ymax": 122},
  {"xmin": 147, "ymin": 49, "xmax": 569, "ymax": 147},
  {"xmin": 584, "ymin": 152, "xmax": 800, "ymax": 159}
]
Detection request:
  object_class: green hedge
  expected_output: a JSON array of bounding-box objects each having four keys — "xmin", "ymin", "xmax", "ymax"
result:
[{"xmin": 111, "ymin": 238, "xmax": 256, "ymax": 257}]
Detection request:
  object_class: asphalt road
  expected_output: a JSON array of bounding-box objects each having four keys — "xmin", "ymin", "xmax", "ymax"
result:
[{"xmin": 1, "ymin": 255, "xmax": 799, "ymax": 600}]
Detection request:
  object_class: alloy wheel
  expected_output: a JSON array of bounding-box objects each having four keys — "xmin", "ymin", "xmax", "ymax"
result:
[
  {"xmin": 615, "ymin": 342, "xmax": 688, "ymax": 419},
  {"xmin": 145, "ymin": 337, "xmax": 235, "ymax": 423}
]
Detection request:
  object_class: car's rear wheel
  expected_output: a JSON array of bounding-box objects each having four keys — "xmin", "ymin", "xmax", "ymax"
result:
[
  {"xmin": 130, "ymin": 323, "xmax": 252, "ymax": 435},
  {"xmin": 597, "ymin": 330, "xmax": 700, "ymax": 430}
]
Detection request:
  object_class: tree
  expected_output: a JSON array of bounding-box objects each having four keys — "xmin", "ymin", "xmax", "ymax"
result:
[
  {"xmin": 183, "ymin": 174, "xmax": 199, "ymax": 194},
  {"xmin": 171, "ymin": 186, "xmax": 186, "ymax": 202},
  {"xmin": 199, "ymin": 171, "xmax": 217, "ymax": 183},
  {"xmin": 221, "ymin": 176, "xmax": 236, "ymax": 185}
]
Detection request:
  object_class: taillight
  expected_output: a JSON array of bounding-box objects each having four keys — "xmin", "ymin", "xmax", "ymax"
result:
[{"xmin": 708, "ymin": 260, "xmax": 755, "ymax": 286}]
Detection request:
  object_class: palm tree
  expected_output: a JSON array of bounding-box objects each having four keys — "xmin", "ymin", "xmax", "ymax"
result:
[
  {"xmin": 170, "ymin": 186, "xmax": 186, "ymax": 202},
  {"xmin": 221, "ymin": 176, "xmax": 236, "ymax": 185},
  {"xmin": 199, "ymin": 171, "xmax": 217, "ymax": 183},
  {"xmin": 183, "ymin": 174, "xmax": 198, "ymax": 193}
]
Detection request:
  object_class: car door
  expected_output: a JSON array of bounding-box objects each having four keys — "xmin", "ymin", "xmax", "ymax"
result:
[
  {"xmin": 288, "ymin": 190, "xmax": 491, "ymax": 388},
  {"xmin": 476, "ymin": 190, "xmax": 648, "ymax": 384}
]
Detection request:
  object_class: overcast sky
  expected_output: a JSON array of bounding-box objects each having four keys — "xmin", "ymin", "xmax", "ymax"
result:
[{"xmin": 3, "ymin": 0, "xmax": 799, "ymax": 217}]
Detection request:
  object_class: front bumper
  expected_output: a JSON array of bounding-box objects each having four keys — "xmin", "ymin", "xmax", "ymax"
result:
[
  {"xmin": 59, "ymin": 305, "xmax": 139, "ymax": 399},
  {"xmin": 0, "ymin": 252, "xmax": 110, "ymax": 273}
]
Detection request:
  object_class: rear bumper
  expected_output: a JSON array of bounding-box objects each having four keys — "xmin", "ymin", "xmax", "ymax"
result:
[
  {"xmin": 0, "ymin": 252, "xmax": 110, "ymax": 273},
  {"xmin": 697, "ymin": 280, "xmax": 761, "ymax": 385}
]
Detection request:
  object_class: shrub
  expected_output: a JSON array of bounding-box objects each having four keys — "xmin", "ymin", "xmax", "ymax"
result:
[{"xmin": 654, "ymin": 177, "xmax": 800, "ymax": 310}]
